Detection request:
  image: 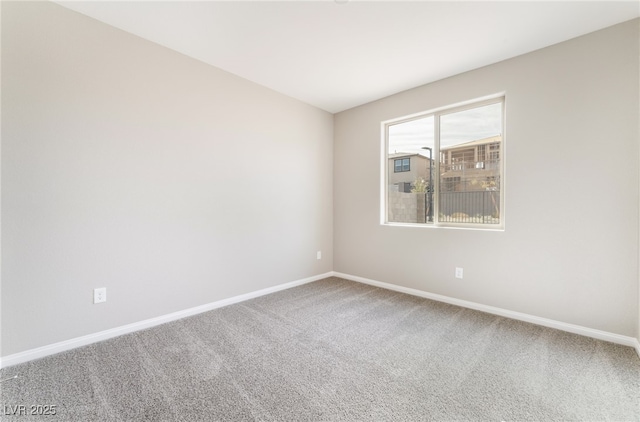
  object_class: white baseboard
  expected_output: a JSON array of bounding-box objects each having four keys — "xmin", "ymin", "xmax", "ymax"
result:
[
  {"xmin": 3, "ymin": 270, "xmax": 638, "ymax": 368},
  {"xmin": 0, "ymin": 272, "xmax": 332, "ymax": 369},
  {"xmin": 333, "ymin": 272, "xmax": 640, "ymax": 356}
]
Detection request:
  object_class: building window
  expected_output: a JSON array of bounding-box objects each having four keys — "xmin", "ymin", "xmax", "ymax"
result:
[
  {"xmin": 394, "ymin": 158, "xmax": 410, "ymax": 172},
  {"xmin": 384, "ymin": 97, "xmax": 504, "ymax": 227}
]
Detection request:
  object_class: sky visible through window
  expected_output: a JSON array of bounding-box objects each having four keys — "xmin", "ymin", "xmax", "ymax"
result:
[{"xmin": 388, "ymin": 102, "xmax": 502, "ymax": 155}]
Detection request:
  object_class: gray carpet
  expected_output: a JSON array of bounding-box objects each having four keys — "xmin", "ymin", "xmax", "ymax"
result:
[{"xmin": 1, "ymin": 277, "xmax": 639, "ymax": 421}]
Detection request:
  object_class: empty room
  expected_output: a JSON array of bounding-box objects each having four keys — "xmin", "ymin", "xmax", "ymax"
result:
[{"xmin": 1, "ymin": 1, "xmax": 639, "ymax": 420}]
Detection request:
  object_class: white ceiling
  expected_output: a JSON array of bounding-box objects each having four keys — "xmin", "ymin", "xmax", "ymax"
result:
[{"xmin": 55, "ymin": 1, "xmax": 639, "ymax": 113}]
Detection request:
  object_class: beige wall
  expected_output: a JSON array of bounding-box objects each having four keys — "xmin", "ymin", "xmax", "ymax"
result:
[
  {"xmin": 1, "ymin": 2, "xmax": 638, "ymax": 359},
  {"xmin": 334, "ymin": 19, "xmax": 640, "ymax": 337},
  {"xmin": 1, "ymin": 2, "xmax": 333, "ymax": 356}
]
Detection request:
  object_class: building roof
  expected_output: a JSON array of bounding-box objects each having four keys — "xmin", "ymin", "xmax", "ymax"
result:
[
  {"xmin": 389, "ymin": 152, "xmax": 430, "ymax": 159},
  {"xmin": 441, "ymin": 135, "xmax": 502, "ymax": 151}
]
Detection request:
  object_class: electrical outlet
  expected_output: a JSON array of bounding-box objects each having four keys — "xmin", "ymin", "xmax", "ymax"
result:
[
  {"xmin": 94, "ymin": 287, "xmax": 107, "ymax": 304},
  {"xmin": 455, "ymin": 267, "xmax": 464, "ymax": 279},
  {"xmin": 317, "ymin": 251, "xmax": 322, "ymax": 260}
]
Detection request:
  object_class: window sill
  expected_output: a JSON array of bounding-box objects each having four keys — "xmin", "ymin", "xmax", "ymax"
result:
[{"xmin": 382, "ymin": 222, "xmax": 505, "ymax": 232}]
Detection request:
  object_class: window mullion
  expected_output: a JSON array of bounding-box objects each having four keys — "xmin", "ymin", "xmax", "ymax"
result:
[{"xmin": 433, "ymin": 113, "xmax": 440, "ymax": 225}]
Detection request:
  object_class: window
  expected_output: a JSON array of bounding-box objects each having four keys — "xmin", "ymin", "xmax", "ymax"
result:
[
  {"xmin": 384, "ymin": 97, "xmax": 504, "ymax": 228},
  {"xmin": 394, "ymin": 158, "xmax": 410, "ymax": 172}
]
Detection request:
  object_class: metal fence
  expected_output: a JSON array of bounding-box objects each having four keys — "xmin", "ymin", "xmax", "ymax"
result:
[{"xmin": 437, "ymin": 190, "xmax": 500, "ymax": 224}]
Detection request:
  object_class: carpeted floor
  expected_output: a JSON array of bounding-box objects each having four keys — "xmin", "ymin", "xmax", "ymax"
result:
[{"xmin": 1, "ymin": 277, "xmax": 639, "ymax": 421}]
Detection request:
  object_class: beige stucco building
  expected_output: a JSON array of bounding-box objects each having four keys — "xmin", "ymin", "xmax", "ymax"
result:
[
  {"xmin": 388, "ymin": 153, "xmax": 432, "ymax": 192},
  {"xmin": 440, "ymin": 135, "xmax": 501, "ymax": 192}
]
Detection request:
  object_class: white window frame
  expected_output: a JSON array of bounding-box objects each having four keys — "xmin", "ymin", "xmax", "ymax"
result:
[{"xmin": 381, "ymin": 95, "xmax": 505, "ymax": 230}]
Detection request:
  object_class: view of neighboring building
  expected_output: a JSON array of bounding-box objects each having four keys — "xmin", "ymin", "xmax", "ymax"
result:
[
  {"xmin": 388, "ymin": 153, "xmax": 432, "ymax": 192},
  {"xmin": 388, "ymin": 135, "xmax": 501, "ymax": 223},
  {"xmin": 440, "ymin": 135, "xmax": 501, "ymax": 192},
  {"xmin": 439, "ymin": 134, "xmax": 501, "ymax": 221},
  {"xmin": 388, "ymin": 135, "xmax": 501, "ymax": 193}
]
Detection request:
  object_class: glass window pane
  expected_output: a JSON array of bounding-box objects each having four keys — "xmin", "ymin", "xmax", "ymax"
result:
[
  {"xmin": 387, "ymin": 116, "xmax": 435, "ymax": 223},
  {"xmin": 439, "ymin": 102, "xmax": 502, "ymax": 224}
]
